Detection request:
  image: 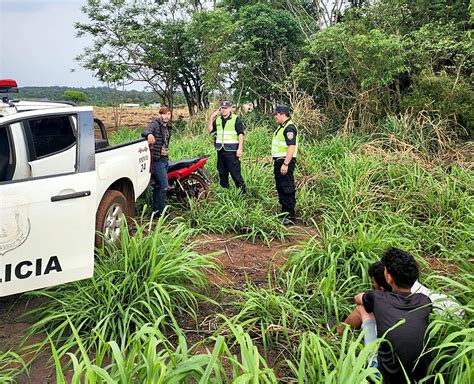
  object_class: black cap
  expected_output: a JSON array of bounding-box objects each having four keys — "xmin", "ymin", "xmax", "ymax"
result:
[
  {"xmin": 220, "ymin": 100, "xmax": 232, "ymax": 108},
  {"xmin": 273, "ymin": 104, "xmax": 290, "ymax": 115}
]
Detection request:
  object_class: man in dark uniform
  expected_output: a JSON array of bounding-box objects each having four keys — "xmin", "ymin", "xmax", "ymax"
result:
[
  {"xmin": 207, "ymin": 100, "xmax": 246, "ymax": 192},
  {"xmin": 142, "ymin": 106, "xmax": 172, "ymax": 217},
  {"xmin": 272, "ymin": 105, "xmax": 298, "ymax": 224}
]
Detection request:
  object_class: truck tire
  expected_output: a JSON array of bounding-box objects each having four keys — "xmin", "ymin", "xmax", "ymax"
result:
[
  {"xmin": 95, "ymin": 190, "xmax": 128, "ymax": 247},
  {"xmin": 177, "ymin": 174, "xmax": 209, "ymax": 206}
]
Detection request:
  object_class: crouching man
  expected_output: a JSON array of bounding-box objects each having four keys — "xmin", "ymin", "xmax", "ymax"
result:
[{"xmin": 354, "ymin": 248, "xmax": 432, "ymax": 383}]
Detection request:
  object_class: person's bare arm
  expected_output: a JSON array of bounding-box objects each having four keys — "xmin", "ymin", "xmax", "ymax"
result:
[
  {"xmin": 207, "ymin": 109, "xmax": 220, "ymax": 133},
  {"xmin": 354, "ymin": 292, "xmax": 365, "ymax": 305},
  {"xmin": 236, "ymin": 134, "xmax": 244, "ymax": 158}
]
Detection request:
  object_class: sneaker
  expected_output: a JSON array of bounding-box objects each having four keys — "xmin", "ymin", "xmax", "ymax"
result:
[{"xmin": 282, "ymin": 217, "xmax": 292, "ymax": 225}]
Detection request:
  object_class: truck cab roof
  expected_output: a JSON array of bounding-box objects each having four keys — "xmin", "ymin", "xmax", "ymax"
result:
[{"xmin": 0, "ymin": 79, "xmax": 75, "ymax": 117}]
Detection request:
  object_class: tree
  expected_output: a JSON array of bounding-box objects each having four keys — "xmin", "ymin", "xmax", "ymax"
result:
[
  {"xmin": 62, "ymin": 90, "xmax": 88, "ymax": 104},
  {"xmin": 75, "ymin": 0, "xmax": 207, "ymax": 115},
  {"xmin": 190, "ymin": 9, "xmax": 236, "ymax": 98},
  {"xmin": 232, "ymin": 3, "xmax": 303, "ymax": 111}
]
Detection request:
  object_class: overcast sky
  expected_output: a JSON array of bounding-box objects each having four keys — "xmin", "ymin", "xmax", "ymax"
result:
[{"xmin": 0, "ymin": 0, "xmax": 144, "ymax": 90}]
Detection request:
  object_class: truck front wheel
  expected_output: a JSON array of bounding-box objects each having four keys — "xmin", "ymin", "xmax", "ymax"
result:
[{"xmin": 95, "ymin": 190, "xmax": 128, "ymax": 247}]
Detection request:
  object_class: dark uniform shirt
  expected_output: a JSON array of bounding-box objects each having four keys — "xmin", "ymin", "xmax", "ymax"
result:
[
  {"xmin": 142, "ymin": 119, "xmax": 172, "ymax": 162},
  {"xmin": 363, "ymin": 290, "xmax": 432, "ymax": 384}
]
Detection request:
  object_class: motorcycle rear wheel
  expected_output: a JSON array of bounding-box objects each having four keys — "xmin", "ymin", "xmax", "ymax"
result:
[
  {"xmin": 177, "ymin": 174, "xmax": 209, "ymax": 206},
  {"xmin": 197, "ymin": 166, "xmax": 211, "ymax": 184}
]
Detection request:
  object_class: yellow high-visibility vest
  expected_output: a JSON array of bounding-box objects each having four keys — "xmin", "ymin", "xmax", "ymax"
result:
[
  {"xmin": 215, "ymin": 114, "xmax": 239, "ymax": 151},
  {"xmin": 272, "ymin": 119, "xmax": 298, "ymax": 158}
]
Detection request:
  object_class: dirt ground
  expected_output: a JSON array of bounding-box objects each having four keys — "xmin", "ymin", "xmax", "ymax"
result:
[
  {"xmin": 1, "ymin": 226, "xmax": 317, "ymax": 383},
  {"xmin": 94, "ymin": 106, "xmax": 190, "ymax": 130}
]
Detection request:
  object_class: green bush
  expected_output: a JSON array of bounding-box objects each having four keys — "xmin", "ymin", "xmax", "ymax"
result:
[{"xmin": 402, "ymin": 71, "xmax": 474, "ymax": 138}]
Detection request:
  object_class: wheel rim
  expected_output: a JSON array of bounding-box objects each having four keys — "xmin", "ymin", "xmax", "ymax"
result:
[
  {"xmin": 103, "ymin": 203, "xmax": 123, "ymax": 242},
  {"xmin": 184, "ymin": 180, "xmax": 205, "ymax": 199},
  {"xmin": 179, "ymin": 176, "xmax": 207, "ymax": 204}
]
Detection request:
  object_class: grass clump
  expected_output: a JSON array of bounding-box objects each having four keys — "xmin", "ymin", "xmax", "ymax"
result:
[
  {"xmin": 0, "ymin": 350, "xmax": 27, "ymax": 383},
  {"xmin": 52, "ymin": 317, "xmax": 277, "ymax": 383},
  {"xmin": 226, "ymin": 270, "xmax": 321, "ymax": 349},
  {"xmin": 108, "ymin": 127, "xmax": 142, "ymax": 145},
  {"xmin": 423, "ymin": 307, "xmax": 474, "ymax": 383},
  {"xmin": 26, "ymin": 217, "xmax": 218, "ymax": 354},
  {"xmin": 180, "ymin": 187, "xmax": 288, "ymax": 243},
  {"xmin": 287, "ymin": 329, "xmax": 381, "ymax": 383}
]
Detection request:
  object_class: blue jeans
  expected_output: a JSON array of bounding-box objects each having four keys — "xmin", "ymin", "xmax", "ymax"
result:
[{"xmin": 151, "ymin": 160, "xmax": 169, "ymax": 215}]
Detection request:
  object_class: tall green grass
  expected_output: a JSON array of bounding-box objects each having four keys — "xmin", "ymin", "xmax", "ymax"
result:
[
  {"xmin": 226, "ymin": 269, "xmax": 321, "ymax": 349},
  {"xmin": 26, "ymin": 217, "xmax": 218, "ymax": 354},
  {"xmin": 108, "ymin": 127, "xmax": 142, "ymax": 145},
  {"xmin": 81, "ymin": 110, "xmax": 473, "ymax": 383},
  {"xmin": 51, "ymin": 317, "xmax": 277, "ymax": 383},
  {"xmin": 287, "ymin": 328, "xmax": 381, "ymax": 383}
]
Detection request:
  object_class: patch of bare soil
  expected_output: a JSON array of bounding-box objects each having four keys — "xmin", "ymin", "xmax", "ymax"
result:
[
  {"xmin": 94, "ymin": 106, "xmax": 190, "ymax": 130},
  {"xmin": 1, "ymin": 226, "xmax": 317, "ymax": 382},
  {"xmin": 194, "ymin": 227, "xmax": 317, "ymax": 286},
  {"xmin": 0, "ymin": 295, "xmax": 55, "ymax": 383}
]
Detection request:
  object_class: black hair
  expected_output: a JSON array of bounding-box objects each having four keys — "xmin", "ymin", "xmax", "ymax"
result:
[
  {"xmin": 368, "ymin": 262, "xmax": 392, "ymax": 291},
  {"xmin": 381, "ymin": 247, "xmax": 419, "ymax": 289}
]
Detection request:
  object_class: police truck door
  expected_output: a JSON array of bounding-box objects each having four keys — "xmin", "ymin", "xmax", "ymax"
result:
[{"xmin": 0, "ymin": 108, "xmax": 96, "ymax": 296}]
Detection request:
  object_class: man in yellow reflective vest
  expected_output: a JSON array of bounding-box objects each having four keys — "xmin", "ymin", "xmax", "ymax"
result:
[
  {"xmin": 207, "ymin": 100, "xmax": 246, "ymax": 192},
  {"xmin": 272, "ymin": 105, "xmax": 298, "ymax": 224}
]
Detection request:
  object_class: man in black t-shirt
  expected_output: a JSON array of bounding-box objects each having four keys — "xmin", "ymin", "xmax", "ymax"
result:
[{"xmin": 354, "ymin": 248, "xmax": 432, "ymax": 383}]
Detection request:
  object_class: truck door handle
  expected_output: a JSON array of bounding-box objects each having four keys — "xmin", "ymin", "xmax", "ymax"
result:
[{"xmin": 51, "ymin": 190, "xmax": 91, "ymax": 202}]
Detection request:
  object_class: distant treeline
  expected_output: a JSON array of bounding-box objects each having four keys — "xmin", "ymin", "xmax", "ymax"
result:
[{"xmin": 18, "ymin": 86, "xmax": 166, "ymax": 106}]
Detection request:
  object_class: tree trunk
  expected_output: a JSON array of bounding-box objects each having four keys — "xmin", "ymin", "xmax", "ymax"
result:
[{"xmin": 180, "ymin": 82, "xmax": 195, "ymax": 116}]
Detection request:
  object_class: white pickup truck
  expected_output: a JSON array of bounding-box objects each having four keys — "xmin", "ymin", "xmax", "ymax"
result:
[{"xmin": 0, "ymin": 80, "xmax": 151, "ymax": 296}]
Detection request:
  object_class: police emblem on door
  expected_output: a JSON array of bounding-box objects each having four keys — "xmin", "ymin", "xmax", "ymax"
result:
[{"xmin": 0, "ymin": 198, "xmax": 31, "ymax": 256}]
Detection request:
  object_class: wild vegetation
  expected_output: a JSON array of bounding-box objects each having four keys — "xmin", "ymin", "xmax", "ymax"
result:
[
  {"xmin": 75, "ymin": 0, "xmax": 472, "ymax": 139},
  {"xmin": 5, "ymin": 106, "xmax": 469, "ymax": 382},
  {"xmin": 4, "ymin": 0, "xmax": 473, "ymax": 382}
]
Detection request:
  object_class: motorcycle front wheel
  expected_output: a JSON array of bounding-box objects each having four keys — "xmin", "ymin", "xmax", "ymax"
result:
[{"xmin": 177, "ymin": 174, "xmax": 209, "ymax": 206}]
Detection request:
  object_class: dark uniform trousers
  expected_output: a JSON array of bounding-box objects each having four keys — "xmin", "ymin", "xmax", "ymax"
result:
[
  {"xmin": 217, "ymin": 149, "xmax": 246, "ymax": 191},
  {"xmin": 273, "ymin": 158, "xmax": 296, "ymax": 219}
]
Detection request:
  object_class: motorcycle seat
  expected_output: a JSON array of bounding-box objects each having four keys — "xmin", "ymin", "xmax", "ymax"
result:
[{"xmin": 167, "ymin": 155, "xmax": 209, "ymax": 173}]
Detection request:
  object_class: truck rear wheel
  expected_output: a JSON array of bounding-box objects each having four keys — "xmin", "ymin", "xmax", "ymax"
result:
[{"xmin": 95, "ymin": 190, "xmax": 128, "ymax": 247}]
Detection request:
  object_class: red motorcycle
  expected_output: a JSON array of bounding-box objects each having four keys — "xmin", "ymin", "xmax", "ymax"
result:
[{"xmin": 165, "ymin": 155, "xmax": 211, "ymax": 205}]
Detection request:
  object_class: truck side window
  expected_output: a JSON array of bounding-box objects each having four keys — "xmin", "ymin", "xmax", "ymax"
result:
[{"xmin": 27, "ymin": 116, "xmax": 75, "ymax": 158}]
